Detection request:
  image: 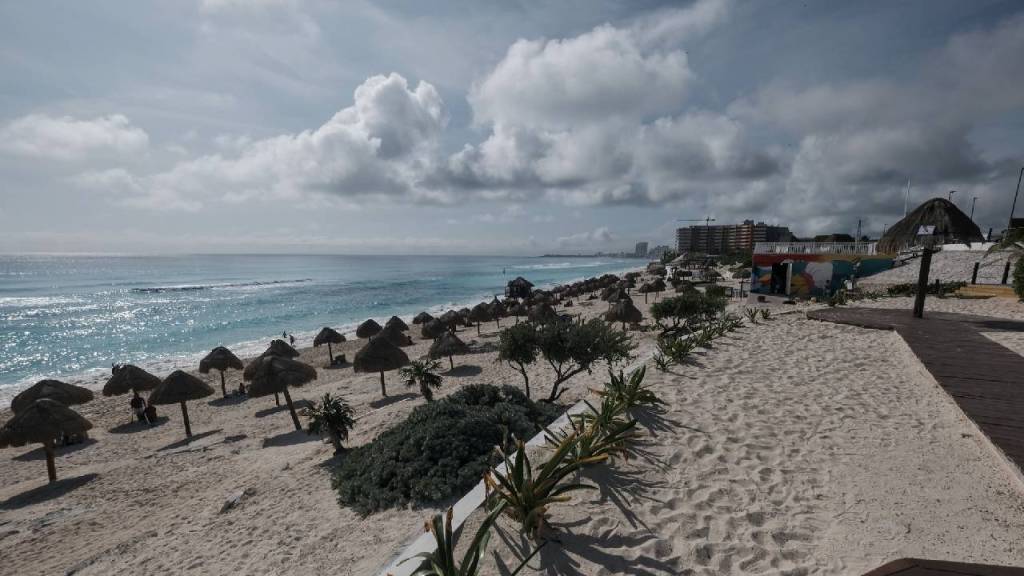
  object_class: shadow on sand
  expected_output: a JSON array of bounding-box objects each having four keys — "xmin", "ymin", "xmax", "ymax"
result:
[
  {"xmin": 108, "ymin": 416, "xmax": 168, "ymax": 434},
  {"xmin": 157, "ymin": 429, "xmax": 224, "ymax": 452},
  {"xmin": 445, "ymin": 364, "xmax": 482, "ymax": 377},
  {"xmin": 369, "ymin": 393, "xmax": 418, "ymax": 409},
  {"xmin": 1, "ymin": 473, "xmax": 100, "ymax": 511},
  {"xmin": 255, "ymin": 399, "xmax": 312, "ymax": 418},
  {"xmin": 208, "ymin": 395, "xmax": 249, "ymax": 407},
  {"xmin": 262, "ymin": 429, "xmax": 320, "ymax": 448},
  {"xmin": 13, "ymin": 438, "xmax": 98, "ymax": 462}
]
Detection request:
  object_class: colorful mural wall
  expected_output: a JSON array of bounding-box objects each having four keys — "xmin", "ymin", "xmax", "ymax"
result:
[{"xmin": 751, "ymin": 253, "xmax": 893, "ymax": 298}]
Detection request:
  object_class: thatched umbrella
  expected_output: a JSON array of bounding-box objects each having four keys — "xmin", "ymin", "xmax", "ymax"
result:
[
  {"xmin": 528, "ymin": 303, "xmax": 557, "ymax": 324},
  {"xmin": 353, "ymin": 337, "xmax": 410, "ymax": 397},
  {"xmin": 878, "ymin": 197, "xmax": 984, "ymax": 253},
  {"xmin": 605, "ymin": 300, "xmax": 643, "ymax": 330},
  {"xmin": 313, "ymin": 327, "xmax": 346, "ymax": 364},
  {"xmin": 412, "ymin": 311, "xmax": 434, "ymax": 325},
  {"xmin": 356, "ymin": 319, "xmax": 383, "ymax": 339},
  {"xmin": 199, "ymin": 346, "xmax": 245, "ymax": 398},
  {"xmin": 103, "ymin": 364, "xmax": 161, "ymax": 397},
  {"xmin": 469, "ymin": 302, "xmax": 492, "ymax": 335},
  {"xmin": 429, "ymin": 332, "xmax": 469, "ymax": 370},
  {"xmin": 148, "ymin": 370, "xmax": 214, "ymax": 439},
  {"xmin": 262, "ymin": 339, "xmax": 299, "ymax": 359},
  {"xmin": 0, "ymin": 399, "xmax": 92, "ymax": 483},
  {"xmin": 421, "ymin": 318, "xmax": 448, "ymax": 339},
  {"xmin": 507, "ymin": 302, "xmax": 526, "ymax": 324},
  {"xmin": 375, "ymin": 324, "xmax": 413, "ymax": 347},
  {"xmin": 11, "ymin": 380, "xmax": 93, "ymax": 414},
  {"xmin": 638, "ymin": 282, "xmax": 653, "ymax": 303},
  {"xmin": 649, "ymin": 277, "xmax": 667, "ymax": 301},
  {"xmin": 457, "ymin": 307, "xmax": 473, "ymax": 327},
  {"xmin": 244, "ymin": 356, "xmax": 317, "ymax": 431},
  {"xmin": 439, "ymin": 310, "xmax": 461, "ymax": 332},
  {"xmin": 384, "ymin": 315, "xmax": 410, "ymax": 332}
]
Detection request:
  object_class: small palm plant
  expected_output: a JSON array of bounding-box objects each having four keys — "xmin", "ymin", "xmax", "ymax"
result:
[
  {"xmin": 744, "ymin": 307, "xmax": 759, "ymax": 324},
  {"xmin": 305, "ymin": 393, "xmax": 356, "ymax": 454},
  {"xmin": 599, "ymin": 366, "xmax": 664, "ymax": 411},
  {"xmin": 400, "ymin": 359, "xmax": 444, "ymax": 402},
  {"xmin": 485, "ymin": 435, "xmax": 597, "ymax": 539},
  {"xmin": 760, "ymin": 308, "xmax": 771, "ymax": 321}
]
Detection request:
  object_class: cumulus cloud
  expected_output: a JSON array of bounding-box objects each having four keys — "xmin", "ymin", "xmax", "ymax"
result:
[
  {"xmin": 0, "ymin": 114, "xmax": 148, "ymax": 161},
  {"xmin": 556, "ymin": 227, "xmax": 615, "ymax": 248}
]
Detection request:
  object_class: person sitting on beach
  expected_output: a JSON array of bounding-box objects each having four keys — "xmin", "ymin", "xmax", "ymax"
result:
[
  {"xmin": 130, "ymin": 394, "xmax": 149, "ymax": 424},
  {"xmin": 144, "ymin": 403, "xmax": 157, "ymax": 425}
]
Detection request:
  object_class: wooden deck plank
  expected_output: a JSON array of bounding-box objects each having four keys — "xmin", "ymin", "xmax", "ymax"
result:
[{"xmin": 862, "ymin": 557, "xmax": 1024, "ymax": 576}]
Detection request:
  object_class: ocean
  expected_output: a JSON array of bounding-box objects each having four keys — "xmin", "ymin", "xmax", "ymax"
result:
[{"xmin": 0, "ymin": 254, "xmax": 637, "ymax": 401}]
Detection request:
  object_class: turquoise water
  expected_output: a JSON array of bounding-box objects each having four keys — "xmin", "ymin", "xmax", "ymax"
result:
[{"xmin": 0, "ymin": 254, "xmax": 637, "ymax": 398}]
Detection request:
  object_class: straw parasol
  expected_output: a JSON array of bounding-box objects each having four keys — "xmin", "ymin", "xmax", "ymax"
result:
[
  {"xmin": 429, "ymin": 332, "xmax": 469, "ymax": 370},
  {"xmin": 384, "ymin": 315, "xmax": 409, "ymax": 332},
  {"xmin": 648, "ymin": 277, "xmax": 667, "ymax": 301},
  {"xmin": 507, "ymin": 302, "xmax": 526, "ymax": 323},
  {"xmin": 469, "ymin": 302, "xmax": 492, "ymax": 335},
  {"xmin": 878, "ymin": 197, "xmax": 984, "ymax": 253},
  {"xmin": 244, "ymin": 356, "xmax": 317, "ymax": 431},
  {"xmin": 11, "ymin": 379, "xmax": 94, "ymax": 414},
  {"xmin": 412, "ymin": 311, "xmax": 434, "ymax": 325},
  {"xmin": 199, "ymin": 346, "xmax": 245, "ymax": 398},
  {"xmin": 421, "ymin": 318, "xmax": 448, "ymax": 339},
  {"xmin": 439, "ymin": 310, "xmax": 461, "ymax": 332},
  {"xmin": 490, "ymin": 297, "xmax": 506, "ymax": 327},
  {"xmin": 262, "ymin": 339, "xmax": 299, "ymax": 359},
  {"xmin": 457, "ymin": 308, "xmax": 473, "ymax": 327},
  {"xmin": 353, "ymin": 337, "xmax": 410, "ymax": 397},
  {"xmin": 528, "ymin": 303, "xmax": 557, "ymax": 324},
  {"xmin": 605, "ymin": 299, "xmax": 643, "ymax": 330},
  {"xmin": 103, "ymin": 364, "xmax": 161, "ymax": 397},
  {"xmin": 313, "ymin": 327, "xmax": 346, "ymax": 365},
  {"xmin": 374, "ymin": 324, "xmax": 413, "ymax": 347},
  {"xmin": 149, "ymin": 370, "xmax": 214, "ymax": 439},
  {"xmin": 0, "ymin": 399, "xmax": 92, "ymax": 483},
  {"xmin": 356, "ymin": 319, "xmax": 383, "ymax": 339}
]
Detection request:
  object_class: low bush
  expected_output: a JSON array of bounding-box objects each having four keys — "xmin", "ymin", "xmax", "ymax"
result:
[
  {"xmin": 1013, "ymin": 257, "xmax": 1024, "ymax": 301},
  {"xmin": 886, "ymin": 281, "xmax": 966, "ymax": 297},
  {"xmin": 333, "ymin": 384, "xmax": 561, "ymax": 515}
]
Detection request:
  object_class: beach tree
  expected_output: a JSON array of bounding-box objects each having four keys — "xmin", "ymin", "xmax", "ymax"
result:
[
  {"xmin": 305, "ymin": 393, "xmax": 355, "ymax": 454},
  {"xmin": 400, "ymin": 359, "xmax": 444, "ymax": 402},
  {"xmin": 536, "ymin": 319, "xmax": 634, "ymax": 402},
  {"xmin": 497, "ymin": 322, "xmax": 539, "ymax": 398}
]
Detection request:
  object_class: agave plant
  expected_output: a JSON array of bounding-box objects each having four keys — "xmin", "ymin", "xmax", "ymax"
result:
[
  {"xmin": 759, "ymin": 308, "xmax": 771, "ymax": 321},
  {"xmin": 485, "ymin": 435, "xmax": 597, "ymax": 539},
  {"xmin": 404, "ymin": 505, "xmax": 502, "ymax": 576},
  {"xmin": 543, "ymin": 412, "xmax": 637, "ymax": 468},
  {"xmin": 599, "ymin": 366, "xmax": 664, "ymax": 411},
  {"xmin": 656, "ymin": 335, "xmax": 695, "ymax": 367},
  {"xmin": 305, "ymin": 393, "xmax": 356, "ymax": 454},
  {"xmin": 400, "ymin": 359, "xmax": 444, "ymax": 402},
  {"xmin": 744, "ymin": 307, "xmax": 759, "ymax": 324},
  {"xmin": 696, "ymin": 326, "xmax": 716, "ymax": 348}
]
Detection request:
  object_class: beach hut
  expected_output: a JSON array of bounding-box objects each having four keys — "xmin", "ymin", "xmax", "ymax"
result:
[
  {"xmin": 878, "ymin": 197, "xmax": 984, "ymax": 254},
  {"xmin": 374, "ymin": 324, "xmax": 413, "ymax": 347},
  {"xmin": 0, "ymin": 399, "xmax": 92, "ymax": 483},
  {"xmin": 412, "ymin": 311, "xmax": 434, "ymax": 325},
  {"xmin": 199, "ymin": 346, "xmax": 245, "ymax": 398},
  {"xmin": 605, "ymin": 299, "xmax": 643, "ymax": 330},
  {"xmin": 384, "ymin": 316, "xmax": 409, "ymax": 332},
  {"xmin": 421, "ymin": 318, "xmax": 448, "ymax": 340},
  {"xmin": 313, "ymin": 327, "xmax": 346, "ymax": 365},
  {"xmin": 356, "ymin": 319, "xmax": 383, "ymax": 339},
  {"xmin": 11, "ymin": 379, "xmax": 94, "ymax": 414},
  {"xmin": 353, "ymin": 337, "xmax": 410, "ymax": 397},
  {"xmin": 148, "ymin": 370, "xmax": 214, "ymax": 439},
  {"xmin": 429, "ymin": 332, "xmax": 469, "ymax": 370},
  {"xmin": 505, "ymin": 276, "xmax": 534, "ymax": 300},
  {"xmin": 244, "ymin": 356, "xmax": 317, "ymax": 431},
  {"xmin": 469, "ymin": 302, "xmax": 492, "ymax": 335}
]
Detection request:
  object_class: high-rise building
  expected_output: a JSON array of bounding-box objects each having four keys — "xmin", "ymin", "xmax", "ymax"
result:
[
  {"xmin": 634, "ymin": 242, "xmax": 648, "ymax": 258},
  {"xmin": 676, "ymin": 220, "xmax": 791, "ymax": 255}
]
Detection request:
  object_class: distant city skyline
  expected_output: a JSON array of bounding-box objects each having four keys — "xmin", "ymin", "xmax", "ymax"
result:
[{"xmin": 1, "ymin": 0, "xmax": 1022, "ymax": 255}]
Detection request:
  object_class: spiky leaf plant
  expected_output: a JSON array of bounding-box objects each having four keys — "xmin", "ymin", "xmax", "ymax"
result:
[
  {"xmin": 400, "ymin": 359, "xmax": 444, "ymax": 402},
  {"xmin": 304, "ymin": 393, "xmax": 356, "ymax": 454},
  {"xmin": 744, "ymin": 307, "xmax": 759, "ymax": 324},
  {"xmin": 404, "ymin": 505, "xmax": 503, "ymax": 576},
  {"xmin": 598, "ymin": 366, "xmax": 664, "ymax": 411},
  {"xmin": 760, "ymin": 308, "xmax": 771, "ymax": 321},
  {"xmin": 543, "ymin": 412, "xmax": 637, "ymax": 468}
]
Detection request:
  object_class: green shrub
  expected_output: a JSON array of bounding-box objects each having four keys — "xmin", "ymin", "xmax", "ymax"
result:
[
  {"xmin": 886, "ymin": 281, "xmax": 965, "ymax": 297},
  {"xmin": 333, "ymin": 384, "xmax": 560, "ymax": 515},
  {"xmin": 1013, "ymin": 258, "xmax": 1024, "ymax": 301},
  {"xmin": 305, "ymin": 394, "xmax": 356, "ymax": 454}
]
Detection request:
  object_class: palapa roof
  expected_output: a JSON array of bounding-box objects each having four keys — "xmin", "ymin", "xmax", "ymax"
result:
[
  {"xmin": 429, "ymin": 332, "xmax": 469, "ymax": 360},
  {"xmin": 528, "ymin": 303, "xmax": 558, "ymax": 323},
  {"xmin": 11, "ymin": 380, "xmax": 94, "ymax": 414},
  {"xmin": 373, "ymin": 324, "xmax": 413, "ymax": 347},
  {"xmin": 469, "ymin": 302, "xmax": 492, "ymax": 322},
  {"xmin": 355, "ymin": 319, "xmax": 383, "ymax": 338},
  {"xmin": 878, "ymin": 197, "xmax": 984, "ymax": 254},
  {"xmin": 103, "ymin": 364, "xmax": 162, "ymax": 397},
  {"xmin": 149, "ymin": 370, "xmax": 215, "ymax": 405},
  {"xmin": 412, "ymin": 311, "xmax": 434, "ymax": 325},
  {"xmin": 605, "ymin": 300, "xmax": 643, "ymax": 324},
  {"xmin": 353, "ymin": 337, "xmax": 410, "ymax": 373},
  {"xmin": 313, "ymin": 327, "xmax": 346, "ymax": 347},
  {"xmin": 262, "ymin": 339, "xmax": 299, "ymax": 359},
  {"xmin": 384, "ymin": 315, "xmax": 410, "ymax": 332},
  {"xmin": 0, "ymin": 399, "xmax": 93, "ymax": 448},
  {"xmin": 420, "ymin": 318, "xmax": 448, "ymax": 339},
  {"xmin": 199, "ymin": 346, "xmax": 244, "ymax": 374},
  {"xmin": 243, "ymin": 356, "xmax": 317, "ymax": 397}
]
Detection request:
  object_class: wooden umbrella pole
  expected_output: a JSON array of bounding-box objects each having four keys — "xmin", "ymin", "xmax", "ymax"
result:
[
  {"xmin": 379, "ymin": 371, "xmax": 387, "ymax": 397},
  {"xmin": 180, "ymin": 400, "xmax": 192, "ymax": 438},
  {"xmin": 449, "ymin": 355, "xmax": 454, "ymax": 370},
  {"xmin": 327, "ymin": 342, "xmax": 333, "ymax": 364},
  {"xmin": 282, "ymin": 387, "xmax": 301, "ymax": 431},
  {"xmin": 44, "ymin": 438, "xmax": 57, "ymax": 483},
  {"xmin": 220, "ymin": 371, "xmax": 227, "ymax": 398}
]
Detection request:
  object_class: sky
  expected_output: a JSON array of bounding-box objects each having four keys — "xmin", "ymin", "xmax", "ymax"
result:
[{"xmin": 1, "ymin": 0, "xmax": 1022, "ymax": 255}]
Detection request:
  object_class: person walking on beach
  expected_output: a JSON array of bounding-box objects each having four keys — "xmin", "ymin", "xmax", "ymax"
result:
[{"xmin": 289, "ymin": 334, "xmax": 295, "ymax": 345}]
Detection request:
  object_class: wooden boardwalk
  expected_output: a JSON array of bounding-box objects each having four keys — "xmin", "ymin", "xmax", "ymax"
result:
[
  {"xmin": 807, "ymin": 307, "xmax": 1024, "ymax": 473},
  {"xmin": 863, "ymin": 558, "xmax": 1024, "ymax": 576}
]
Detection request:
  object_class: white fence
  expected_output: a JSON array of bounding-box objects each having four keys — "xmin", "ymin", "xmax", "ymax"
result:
[{"xmin": 754, "ymin": 242, "xmax": 879, "ymax": 256}]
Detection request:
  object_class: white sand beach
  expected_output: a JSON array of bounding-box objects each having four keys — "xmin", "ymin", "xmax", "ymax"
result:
[{"xmin": 3, "ymin": 289, "xmax": 1024, "ymax": 576}]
